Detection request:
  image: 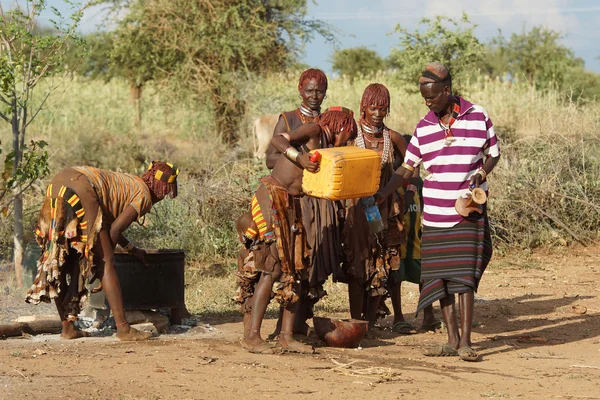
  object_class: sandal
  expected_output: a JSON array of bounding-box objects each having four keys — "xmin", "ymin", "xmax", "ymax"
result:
[
  {"xmin": 423, "ymin": 343, "xmax": 458, "ymax": 357},
  {"xmin": 279, "ymin": 333, "xmax": 315, "ymax": 354},
  {"xmin": 419, "ymin": 320, "xmax": 442, "ymax": 333},
  {"xmin": 458, "ymin": 346, "xmax": 479, "ymax": 362},
  {"xmin": 240, "ymin": 339, "xmax": 276, "ymax": 354},
  {"xmin": 392, "ymin": 321, "xmax": 417, "ymax": 335}
]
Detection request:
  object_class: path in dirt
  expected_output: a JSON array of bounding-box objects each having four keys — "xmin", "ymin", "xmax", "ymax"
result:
[{"xmin": 1, "ymin": 246, "xmax": 599, "ymax": 399}]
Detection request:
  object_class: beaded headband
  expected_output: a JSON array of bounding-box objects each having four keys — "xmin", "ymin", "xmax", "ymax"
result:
[
  {"xmin": 148, "ymin": 161, "xmax": 179, "ymax": 183},
  {"xmin": 325, "ymin": 106, "xmax": 354, "ymax": 117}
]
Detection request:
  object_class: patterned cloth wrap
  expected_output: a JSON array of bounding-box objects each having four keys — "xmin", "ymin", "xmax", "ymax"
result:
[
  {"xmin": 25, "ymin": 182, "xmax": 103, "ymax": 318},
  {"xmin": 248, "ymin": 176, "xmax": 309, "ymax": 306}
]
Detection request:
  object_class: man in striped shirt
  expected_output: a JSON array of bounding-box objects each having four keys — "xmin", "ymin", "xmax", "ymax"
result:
[{"xmin": 377, "ymin": 62, "xmax": 500, "ymax": 361}]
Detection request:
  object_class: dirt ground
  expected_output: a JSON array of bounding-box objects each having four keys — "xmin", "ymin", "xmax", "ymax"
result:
[{"xmin": 1, "ymin": 245, "xmax": 599, "ymax": 400}]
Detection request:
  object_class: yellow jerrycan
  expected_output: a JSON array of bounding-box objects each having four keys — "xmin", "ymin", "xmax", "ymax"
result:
[{"xmin": 302, "ymin": 147, "xmax": 381, "ymax": 200}]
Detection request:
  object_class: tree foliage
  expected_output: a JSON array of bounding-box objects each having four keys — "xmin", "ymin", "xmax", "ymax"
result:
[
  {"xmin": 387, "ymin": 13, "xmax": 484, "ymax": 89},
  {"xmin": 0, "ymin": 0, "xmax": 86, "ymax": 286},
  {"xmin": 331, "ymin": 46, "xmax": 384, "ymax": 80},
  {"xmin": 483, "ymin": 26, "xmax": 600, "ymax": 99},
  {"xmin": 64, "ymin": 31, "xmax": 114, "ymax": 80},
  {"xmin": 105, "ymin": 0, "xmax": 333, "ymax": 142},
  {"xmin": 501, "ymin": 27, "xmax": 576, "ymax": 88}
]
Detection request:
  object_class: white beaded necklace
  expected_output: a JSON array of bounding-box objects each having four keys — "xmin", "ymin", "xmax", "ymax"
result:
[{"xmin": 356, "ymin": 123, "xmax": 390, "ymax": 166}]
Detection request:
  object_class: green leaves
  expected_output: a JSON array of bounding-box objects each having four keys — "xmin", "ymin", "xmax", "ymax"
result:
[
  {"xmin": 0, "ymin": 1, "xmax": 86, "ymax": 207},
  {"xmin": 104, "ymin": 0, "xmax": 333, "ymax": 142},
  {"xmin": 2, "ymin": 140, "xmax": 50, "ymax": 190},
  {"xmin": 331, "ymin": 47, "xmax": 385, "ymax": 81},
  {"xmin": 387, "ymin": 13, "xmax": 484, "ymax": 90}
]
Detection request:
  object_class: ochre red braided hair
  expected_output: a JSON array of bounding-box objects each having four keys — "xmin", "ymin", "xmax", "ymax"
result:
[
  {"xmin": 298, "ymin": 68, "xmax": 328, "ymax": 91},
  {"xmin": 315, "ymin": 109, "xmax": 357, "ymax": 141},
  {"xmin": 142, "ymin": 161, "xmax": 178, "ymax": 200},
  {"xmin": 360, "ymin": 83, "xmax": 390, "ymax": 118}
]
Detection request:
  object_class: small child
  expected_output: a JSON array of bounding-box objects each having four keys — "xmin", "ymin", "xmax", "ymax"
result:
[{"xmin": 232, "ymin": 212, "xmax": 261, "ymax": 337}]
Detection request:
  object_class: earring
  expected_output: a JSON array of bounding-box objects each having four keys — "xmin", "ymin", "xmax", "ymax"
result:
[
  {"xmin": 324, "ymin": 95, "xmax": 328, "ymax": 99},
  {"xmin": 298, "ymin": 94, "xmax": 302, "ymax": 100}
]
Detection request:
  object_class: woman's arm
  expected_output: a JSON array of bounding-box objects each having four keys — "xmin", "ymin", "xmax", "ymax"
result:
[
  {"xmin": 270, "ymin": 123, "xmax": 321, "ymax": 172},
  {"xmin": 110, "ymin": 205, "xmax": 149, "ymax": 265}
]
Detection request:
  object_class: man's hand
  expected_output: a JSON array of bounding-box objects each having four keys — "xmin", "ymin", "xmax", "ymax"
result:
[
  {"xmin": 130, "ymin": 247, "xmax": 149, "ymax": 267},
  {"xmin": 297, "ymin": 153, "xmax": 319, "ymax": 173},
  {"xmin": 374, "ymin": 192, "xmax": 385, "ymax": 205},
  {"xmin": 469, "ymin": 173, "xmax": 482, "ymax": 190}
]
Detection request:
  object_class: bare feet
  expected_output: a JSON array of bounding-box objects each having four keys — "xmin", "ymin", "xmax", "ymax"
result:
[
  {"xmin": 115, "ymin": 325, "xmax": 152, "ymax": 341},
  {"xmin": 279, "ymin": 333, "xmax": 314, "ymax": 354},
  {"xmin": 60, "ymin": 321, "xmax": 90, "ymax": 339}
]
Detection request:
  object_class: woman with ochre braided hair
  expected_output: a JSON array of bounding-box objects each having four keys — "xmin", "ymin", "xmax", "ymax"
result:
[
  {"xmin": 26, "ymin": 161, "xmax": 179, "ymax": 341},
  {"xmin": 342, "ymin": 83, "xmax": 411, "ymax": 334}
]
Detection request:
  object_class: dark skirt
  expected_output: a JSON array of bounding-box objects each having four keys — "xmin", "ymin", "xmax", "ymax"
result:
[{"xmin": 416, "ymin": 213, "xmax": 492, "ymax": 313}]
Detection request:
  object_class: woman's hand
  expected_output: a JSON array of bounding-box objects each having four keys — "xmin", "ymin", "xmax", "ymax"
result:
[
  {"xmin": 297, "ymin": 153, "xmax": 319, "ymax": 173},
  {"xmin": 130, "ymin": 247, "xmax": 149, "ymax": 267}
]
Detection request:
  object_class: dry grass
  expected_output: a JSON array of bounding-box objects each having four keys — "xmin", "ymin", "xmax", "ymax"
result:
[{"xmin": 1, "ymin": 72, "xmax": 599, "ymax": 316}]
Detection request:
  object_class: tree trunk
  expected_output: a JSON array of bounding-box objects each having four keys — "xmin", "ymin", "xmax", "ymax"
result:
[
  {"xmin": 129, "ymin": 81, "xmax": 143, "ymax": 128},
  {"xmin": 11, "ymin": 98, "xmax": 24, "ymax": 288},
  {"xmin": 13, "ymin": 193, "xmax": 24, "ymax": 288},
  {"xmin": 211, "ymin": 87, "xmax": 244, "ymax": 144},
  {"xmin": 0, "ymin": 319, "xmax": 62, "ymax": 338}
]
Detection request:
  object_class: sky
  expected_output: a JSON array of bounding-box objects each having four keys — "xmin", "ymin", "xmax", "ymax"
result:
[
  {"xmin": 2, "ymin": 0, "xmax": 600, "ymax": 74},
  {"xmin": 305, "ymin": 0, "xmax": 600, "ymax": 74}
]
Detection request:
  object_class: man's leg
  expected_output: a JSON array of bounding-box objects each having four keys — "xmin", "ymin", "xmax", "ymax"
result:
[
  {"xmin": 458, "ymin": 291, "xmax": 475, "ymax": 348},
  {"xmin": 439, "ymin": 294, "xmax": 460, "ymax": 349},
  {"xmin": 95, "ymin": 230, "xmax": 151, "ymax": 341}
]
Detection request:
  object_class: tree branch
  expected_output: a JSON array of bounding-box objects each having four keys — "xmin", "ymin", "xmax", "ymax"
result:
[
  {"xmin": 25, "ymin": 89, "xmax": 54, "ymax": 128},
  {"xmin": 0, "ymin": 93, "xmax": 11, "ymax": 106},
  {"xmin": 0, "ymin": 111, "xmax": 10, "ymax": 123}
]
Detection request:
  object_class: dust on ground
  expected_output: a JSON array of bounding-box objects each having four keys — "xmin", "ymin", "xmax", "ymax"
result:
[{"xmin": 1, "ymin": 245, "xmax": 599, "ymax": 400}]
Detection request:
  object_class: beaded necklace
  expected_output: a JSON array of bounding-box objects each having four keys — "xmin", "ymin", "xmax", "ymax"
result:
[
  {"xmin": 438, "ymin": 98, "xmax": 461, "ymax": 146},
  {"xmin": 356, "ymin": 122, "xmax": 390, "ymax": 166}
]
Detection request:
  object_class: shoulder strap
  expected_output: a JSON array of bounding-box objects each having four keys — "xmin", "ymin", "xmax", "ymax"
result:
[{"xmin": 280, "ymin": 113, "xmax": 291, "ymax": 131}]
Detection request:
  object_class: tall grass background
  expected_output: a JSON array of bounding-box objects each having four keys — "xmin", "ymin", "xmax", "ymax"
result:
[{"xmin": 1, "ymin": 72, "xmax": 598, "ymax": 314}]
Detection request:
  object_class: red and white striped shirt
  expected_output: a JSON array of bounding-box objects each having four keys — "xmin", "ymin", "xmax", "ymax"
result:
[{"xmin": 404, "ymin": 97, "xmax": 500, "ymax": 228}]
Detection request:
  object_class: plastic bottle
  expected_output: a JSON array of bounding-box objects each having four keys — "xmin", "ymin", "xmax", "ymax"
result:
[{"xmin": 361, "ymin": 196, "xmax": 384, "ymax": 234}]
